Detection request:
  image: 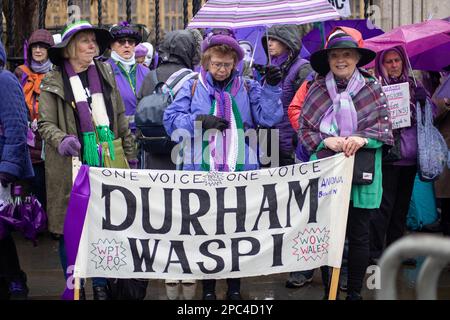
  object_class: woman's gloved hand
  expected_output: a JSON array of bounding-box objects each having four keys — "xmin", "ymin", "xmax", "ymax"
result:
[
  {"xmin": 414, "ymin": 86, "xmax": 428, "ymax": 106},
  {"xmin": 58, "ymin": 135, "xmax": 81, "ymax": 157},
  {"xmin": 128, "ymin": 159, "xmax": 139, "ymax": 169},
  {"xmin": 195, "ymin": 114, "xmax": 229, "ymax": 131},
  {"xmin": 265, "ymin": 65, "xmax": 282, "ymax": 86}
]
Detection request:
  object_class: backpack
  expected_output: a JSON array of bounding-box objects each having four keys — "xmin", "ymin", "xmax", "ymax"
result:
[
  {"xmin": 416, "ymin": 100, "xmax": 448, "ymax": 181},
  {"xmin": 135, "ymin": 68, "xmax": 197, "ymax": 154},
  {"xmin": 407, "ymin": 173, "xmax": 438, "ymax": 231}
]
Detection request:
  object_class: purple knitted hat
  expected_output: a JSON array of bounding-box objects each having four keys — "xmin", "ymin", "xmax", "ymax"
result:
[
  {"xmin": 201, "ymin": 29, "xmax": 244, "ymax": 62},
  {"xmin": 135, "ymin": 43, "xmax": 148, "ymax": 57}
]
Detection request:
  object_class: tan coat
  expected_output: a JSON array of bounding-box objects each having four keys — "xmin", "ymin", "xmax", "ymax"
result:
[
  {"xmin": 432, "ymin": 86, "xmax": 450, "ymax": 199},
  {"xmin": 38, "ymin": 60, "xmax": 136, "ymax": 234}
]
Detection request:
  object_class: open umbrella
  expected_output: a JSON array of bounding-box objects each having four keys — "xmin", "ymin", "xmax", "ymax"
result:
[
  {"xmin": 187, "ymin": 0, "xmax": 340, "ymax": 30},
  {"xmin": 364, "ymin": 19, "xmax": 450, "ymax": 72},
  {"xmin": 300, "ymin": 19, "xmax": 384, "ymax": 60},
  {"xmin": 188, "ymin": 0, "xmax": 340, "ymax": 66}
]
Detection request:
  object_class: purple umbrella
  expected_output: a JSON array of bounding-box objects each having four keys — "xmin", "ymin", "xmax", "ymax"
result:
[
  {"xmin": 20, "ymin": 195, "xmax": 48, "ymax": 246},
  {"xmin": 187, "ymin": 0, "xmax": 340, "ymax": 29},
  {"xmin": 300, "ymin": 19, "xmax": 384, "ymax": 60},
  {"xmin": 0, "ymin": 186, "xmax": 47, "ymax": 245},
  {"xmin": 364, "ymin": 19, "xmax": 450, "ymax": 71},
  {"xmin": 235, "ymin": 26, "xmax": 267, "ymax": 66},
  {"xmin": 0, "ymin": 199, "xmax": 25, "ymax": 235},
  {"xmin": 187, "ymin": 0, "xmax": 340, "ymax": 65}
]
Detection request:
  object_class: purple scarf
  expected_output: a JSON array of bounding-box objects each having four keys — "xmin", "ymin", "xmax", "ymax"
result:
[
  {"xmin": 320, "ymin": 69, "xmax": 366, "ymax": 137},
  {"xmin": 271, "ymin": 52, "xmax": 289, "ymax": 67},
  {"xmin": 200, "ymin": 68, "xmax": 245, "ymax": 172},
  {"xmin": 31, "ymin": 59, "xmax": 52, "ymax": 74}
]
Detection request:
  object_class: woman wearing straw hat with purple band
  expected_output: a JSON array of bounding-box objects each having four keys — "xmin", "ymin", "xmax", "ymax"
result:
[
  {"xmin": 38, "ymin": 20, "xmax": 137, "ymax": 300},
  {"xmin": 299, "ymin": 27, "xmax": 393, "ymax": 300}
]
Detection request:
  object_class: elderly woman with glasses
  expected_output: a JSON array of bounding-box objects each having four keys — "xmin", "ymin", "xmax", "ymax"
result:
[
  {"xmin": 163, "ymin": 30, "xmax": 283, "ymax": 300},
  {"xmin": 13, "ymin": 29, "xmax": 55, "ymax": 219},
  {"xmin": 107, "ymin": 21, "xmax": 149, "ymax": 134}
]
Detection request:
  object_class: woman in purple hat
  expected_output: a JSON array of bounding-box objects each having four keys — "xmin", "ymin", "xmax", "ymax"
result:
[
  {"xmin": 107, "ymin": 22, "xmax": 150, "ymax": 134},
  {"xmin": 135, "ymin": 43, "xmax": 148, "ymax": 65},
  {"xmin": 38, "ymin": 20, "xmax": 137, "ymax": 300},
  {"xmin": 163, "ymin": 29, "xmax": 283, "ymax": 300},
  {"xmin": 14, "ymin": 29, "xmax": 55, "ymax": 216}
]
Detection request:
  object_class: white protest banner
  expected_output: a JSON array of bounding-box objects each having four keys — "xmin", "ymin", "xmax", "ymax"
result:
[
  {"xmin": 70, "ymin": 154, "xmax": 354, "ymax": 280},
  {"xmin": 382, "ymin": 82, "xmax": 411, "ymax": 129},
  {"xmin": 328, "ymin": 0, "xmax": 351, "ymax": 18}
]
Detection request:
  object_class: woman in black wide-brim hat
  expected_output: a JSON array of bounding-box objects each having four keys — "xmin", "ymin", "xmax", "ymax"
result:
[{"xmin": 299, "ymin": 27, "xmax": 393, "ymax": 300}]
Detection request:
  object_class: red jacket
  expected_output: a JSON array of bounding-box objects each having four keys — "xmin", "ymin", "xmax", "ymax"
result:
[{"xmin": 288, "ymin": 80, "xmax": 311, "ymax": 131}]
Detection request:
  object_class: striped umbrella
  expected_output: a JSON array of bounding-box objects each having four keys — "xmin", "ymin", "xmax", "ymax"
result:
[{"xmin": 187, "ymin": 0, "xmax": 340, "ymax": 29}]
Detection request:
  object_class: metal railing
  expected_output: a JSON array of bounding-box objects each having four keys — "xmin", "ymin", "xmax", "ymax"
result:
[{"xmin": 377, "ymin": 234, "xmax": 450, "ymax": 300}]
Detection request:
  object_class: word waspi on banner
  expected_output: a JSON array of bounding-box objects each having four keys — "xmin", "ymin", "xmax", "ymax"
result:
[{"xmin": 69, "ymin": 154, "xmax": 354, "ymax": 281}]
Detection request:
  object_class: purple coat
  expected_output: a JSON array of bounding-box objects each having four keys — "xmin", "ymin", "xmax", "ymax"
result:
[
  {"xmin": 276, "ymin": 57, "xmax": 312, "ymax": 154},
  {"xmin": 374, "ymin": 47, "xmax": 435, "ymax": 166},
  {"xmin": 163, "ymin": 71, "xmax": 283, "ymax": 171},
  {"xmin": 107, "ymin": 59, "xmax": 149, "ymax": 131},
  {"xmin": 0, "ymin": 42, "xmax": 34, "ymax": 179}
]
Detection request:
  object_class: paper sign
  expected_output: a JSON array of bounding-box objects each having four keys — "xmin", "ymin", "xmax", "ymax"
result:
[
  {"xmin": 328, "ymin": 0, "xmax": 351, "ymax": 17},
  {"xmin": 382, "ymin": 82, "xmax": 411, "ymax": 129}
]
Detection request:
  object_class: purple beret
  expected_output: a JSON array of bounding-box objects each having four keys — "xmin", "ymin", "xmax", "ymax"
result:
[
  {"xmin": 201, "ymin": 33, "xmax": 244, "ymax": 62},
  {"xmin": 135, "ymin": 43, "xmax": 148, "ymax": 57}
]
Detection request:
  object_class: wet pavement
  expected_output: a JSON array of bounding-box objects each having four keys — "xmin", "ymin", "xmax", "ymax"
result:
[{"xmin": 11, "ymin": 231, "xmax": 450, "ymax": 300}]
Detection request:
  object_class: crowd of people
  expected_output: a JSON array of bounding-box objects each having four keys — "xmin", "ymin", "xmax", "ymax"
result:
[{"xmin": 0, "ymin": 17, "xmax": 449, "ymax": 301}]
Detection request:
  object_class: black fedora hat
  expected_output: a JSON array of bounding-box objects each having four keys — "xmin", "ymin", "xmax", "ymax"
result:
[
  {"xmin": 48, "ymin": 20, "xmax": 112, "ymax": 66},
  {"xmin": 310, "ymin": 27, "xmax": 376, "ymax": 76}
]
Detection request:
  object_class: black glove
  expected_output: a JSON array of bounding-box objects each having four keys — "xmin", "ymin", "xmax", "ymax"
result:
[
  {"xmin": 0, "ymin": 172, "xmax": 17, "ymax": 187},
  {"xmin": 265, "ymin": 65, "xmax": 282, "ymax": 86},
  {"xmin": 414, "ymin": 87, "xmax": 427, "ymax": 106},
  {"xmin": 196, "ymin": 114, "xmax": 229, "ymax": 131}
]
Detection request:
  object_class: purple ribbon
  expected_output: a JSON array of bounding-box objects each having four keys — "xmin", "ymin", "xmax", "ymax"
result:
[{"xmin": 61, "ymin": 165, "xmax": 91, "ymax": 300}]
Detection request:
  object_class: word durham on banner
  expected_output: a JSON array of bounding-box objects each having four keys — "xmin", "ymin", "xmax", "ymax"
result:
[{"xmin": 70, "ymin": 154, "xmax": 354, "ymax": 280}]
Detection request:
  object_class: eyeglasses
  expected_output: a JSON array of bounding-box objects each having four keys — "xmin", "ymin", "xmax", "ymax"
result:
[
  {"xmin": 116, "ymin": 38, "xmax": 136, "ymax": 46},
  {"xmin": 210, "ymin": 62, "xmax": 234, "ymax": 70},
  {"xmin": 31, "ymin": 44, "xmax": 49, "ymax": 50}
]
